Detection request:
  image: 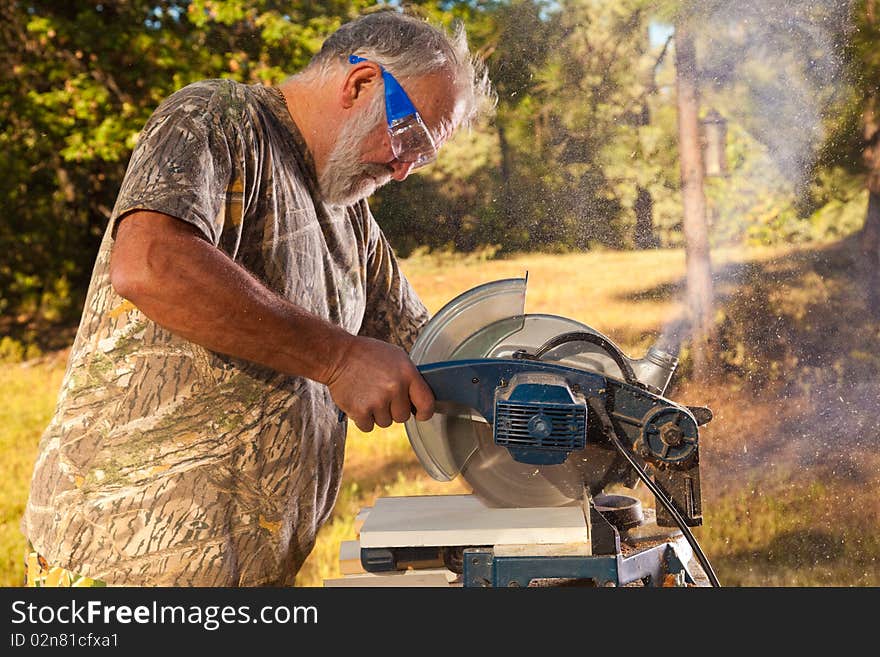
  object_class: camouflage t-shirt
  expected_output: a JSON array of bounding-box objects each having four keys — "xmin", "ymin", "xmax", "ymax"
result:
[{"xmin": 21, "ymin": 79, "xmax": 429, "ymax": 586}]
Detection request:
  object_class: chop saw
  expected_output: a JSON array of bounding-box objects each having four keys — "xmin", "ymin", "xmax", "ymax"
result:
[{"xmin": 357, "ymin": 276, "xmax": 720, "ymax": 587}]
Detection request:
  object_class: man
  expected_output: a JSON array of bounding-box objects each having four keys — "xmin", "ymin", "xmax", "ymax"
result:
[{"xmin": 21, "ymin": 10, "xmax": 494, "ymax": 586}]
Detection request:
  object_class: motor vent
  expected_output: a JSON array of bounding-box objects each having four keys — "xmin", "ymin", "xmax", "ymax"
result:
[{"xmin": 493, "ymin": 379, "xmax": 587, "ymax": 465}]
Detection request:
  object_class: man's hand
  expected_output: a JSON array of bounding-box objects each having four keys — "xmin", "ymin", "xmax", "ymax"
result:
[{"xmin": 323, "ymin": 335, "xmax": 435, "ymax": 432}]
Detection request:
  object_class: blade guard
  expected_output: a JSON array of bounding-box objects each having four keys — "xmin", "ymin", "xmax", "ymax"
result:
[{"xmin": 404, "ymin": 277, "xmax": 529, "ymax": 481}]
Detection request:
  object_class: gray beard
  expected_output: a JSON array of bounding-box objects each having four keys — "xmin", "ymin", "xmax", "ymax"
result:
[{"xmin": 318, "ymin": 95, "xmax": 392, "ymax": 206}]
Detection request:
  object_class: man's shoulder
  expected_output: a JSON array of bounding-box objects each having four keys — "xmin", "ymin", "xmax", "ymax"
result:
[
  {"xmin": 160, "ymin": 78, "xmax": 254, "ymax": 113},
  {"xmin": 144, "ymin": 79, "xmax": 278, "ymax": 148}
]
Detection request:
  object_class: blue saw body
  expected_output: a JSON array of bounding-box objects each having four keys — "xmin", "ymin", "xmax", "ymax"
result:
[
  {"xmin": 494, "ymin": 380, "xmax": 587, "ymax": 466},
  {"xmin": 416, "ymin": 357, "xmax": 703, "ymax": 526},
  {"xmin": 368, "ymin": 277, "xmax": 723, "ymax": 587},
  {"xmin": 399, "ymin": 276, "xmax": 710, "ymax": 527}
]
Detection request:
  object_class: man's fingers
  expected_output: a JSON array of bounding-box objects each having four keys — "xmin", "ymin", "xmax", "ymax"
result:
[
  {"xmin": 390, "ymin": 395, "xmax": 412, "ymax": 424},
  {"xmin": 327, "ymin": 338, "xmax": 437, "ymax": 430},
  {"xmin": 372, "ymin": 407, "xmax": 393, "ymax": 429},
  {"xmin": 353, "ymin": 414, "xmax": 375, "ymax": 433},
  {"xmin": 409, "ymin": 375, "xmax": 435, "ymax": 422}
]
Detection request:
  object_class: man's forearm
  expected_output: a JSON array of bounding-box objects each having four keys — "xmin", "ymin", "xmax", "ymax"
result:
[{"xmin": 110, "ymin": 211, "xmax": 354, "ymax": 384}]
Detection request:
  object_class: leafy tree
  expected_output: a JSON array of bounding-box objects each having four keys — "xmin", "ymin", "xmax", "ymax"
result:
[
  {"xmin": 0, "ymin": 0, "xmax": 369, "ymax": 336},
  {"xmin": 3, "ymin": 0, "xmax": 878, "ymax": 345},
  {"xmin": 503, "ymin": 0, "xmax": 659, "ymax": 250}
]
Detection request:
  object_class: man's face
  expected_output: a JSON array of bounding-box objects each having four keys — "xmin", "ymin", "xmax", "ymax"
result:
[
  {"xmin": 317, "ymin": 91, "xmax": 392, "ymax": 206},
  {"xmin": 317, "ymin": 69, "xmax": 461, "ymax": 207}
]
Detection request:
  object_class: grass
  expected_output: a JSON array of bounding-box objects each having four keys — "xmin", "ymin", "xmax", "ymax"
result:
[
  {"xmin": 3, "ymin": 241, "xmax": 878, "ymax": 587},
  {"xmin": 0, "ymin": 355, "xmax": 66, "ymax": 586},
  {"xmin": 699, "ymin": 481, "xmax": 880, "ymax": 586},
  {"xmin": 398, "ymin": 245, "xmax": 787, "ymax": 352}
]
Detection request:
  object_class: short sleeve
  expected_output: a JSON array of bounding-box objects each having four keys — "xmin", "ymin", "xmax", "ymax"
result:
[
  {"xmin": 359, "ymin": 204, "xmax": 430, "ymax": 352},
  {"xmin": 109, "ymin": 80, "xmax": 234, "ymax": 245}
]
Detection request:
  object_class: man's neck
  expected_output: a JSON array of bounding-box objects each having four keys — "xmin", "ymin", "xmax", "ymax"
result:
[{"xmin": 275, "ymin": 75, "xmax": 340, "ymax": 177}]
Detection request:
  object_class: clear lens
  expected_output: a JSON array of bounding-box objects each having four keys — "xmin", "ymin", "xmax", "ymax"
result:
[{"xmin": 389, "ymin": 114, "xmax": 437, "ymax": 169}]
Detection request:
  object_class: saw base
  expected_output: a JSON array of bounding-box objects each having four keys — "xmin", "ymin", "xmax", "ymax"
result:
[{"xmin": 321, "ymin": 494, "xmax": 709, "ymax": 587}]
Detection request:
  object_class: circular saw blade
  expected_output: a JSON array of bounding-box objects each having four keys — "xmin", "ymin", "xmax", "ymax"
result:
[
  {"xmin": 459, "ymin": 422, "xmax": 621, "ymax": 508},
  {"xmin": 405, "ymin": 276, "xmax": 630, "ymax": 508},
  {"xmin": 453, "ymin": 315, "xmax": 625, "ymax": 508}
]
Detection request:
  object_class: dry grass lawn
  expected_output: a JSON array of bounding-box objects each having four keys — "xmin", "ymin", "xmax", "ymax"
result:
[{"xmin": 2, "ymin": 242, "xmax": 877, "ymax": 587}]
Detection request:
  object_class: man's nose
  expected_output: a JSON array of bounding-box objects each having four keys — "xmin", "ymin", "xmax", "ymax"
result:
[{"xmin": 389, "ymin": 159, "xmax": 414, "ymax": 181}]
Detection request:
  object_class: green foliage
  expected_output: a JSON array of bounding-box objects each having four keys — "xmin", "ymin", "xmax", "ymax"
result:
[
  {"xmin": 3, "ymin": 0, "xmax": 879, "ymax": 333},
  {"xmin": 0, "ymin": 0, "xmax": 371, "ymax": 331}
]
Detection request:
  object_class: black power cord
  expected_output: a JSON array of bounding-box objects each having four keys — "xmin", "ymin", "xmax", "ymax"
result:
[
  {"xmin": 526, "ymin": 332, "xmax": 719, "ymax": 585},
  {"xmin": 586, "ymin": 396, "xmax": 722, "ymax": 587},
  {"xmin": 532, "ymin": 331, "xmax": 642, "ymax": 388}
]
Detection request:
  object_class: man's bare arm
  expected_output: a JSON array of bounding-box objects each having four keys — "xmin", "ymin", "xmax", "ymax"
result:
[{"xmin": 110, "ymin": 210, "xmax": 434, "ymax": 431}]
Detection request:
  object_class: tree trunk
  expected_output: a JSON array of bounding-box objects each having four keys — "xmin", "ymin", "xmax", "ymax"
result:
[
  {"xmin": 674, "ymin": 25, "xmax": 714, "ymax": 380},
  {"xmin": 634, "ymin": 185, "xmax": 657, "ymax": 249},
  {"xmin": 860, "ymin": 92, "xmax": 880, "ymax": 314},
  {"xmin": 860, "ymin": 3, "xmax": 880, "ymax": 313},
  {"xmin": 498, "ymin": 122, "xmax": 514, "ymax": 229}
]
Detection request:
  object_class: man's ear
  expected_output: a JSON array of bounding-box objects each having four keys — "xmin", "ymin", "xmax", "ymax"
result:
[{"xmin": 340, "ymin": 61, "xmax": 382, "ymax": 109}]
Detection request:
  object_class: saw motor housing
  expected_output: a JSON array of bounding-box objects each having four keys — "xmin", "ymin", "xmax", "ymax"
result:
[{"xmin": 494, "ymin": 373, "xmax": 588, "ymax": 466}]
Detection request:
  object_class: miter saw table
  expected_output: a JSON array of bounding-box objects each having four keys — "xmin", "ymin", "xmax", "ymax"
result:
[
  {"xmin": 324, "ymin": 492, "xmax": 709, "ymax": 587},
  {"xmin": 324, "ymin": 276, "xmax": 719, "ymax": 588}
]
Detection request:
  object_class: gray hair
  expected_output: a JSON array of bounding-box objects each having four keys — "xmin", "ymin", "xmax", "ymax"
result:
[{"xmin": 301, "ymin": 10, "xmax": 496, "ymax": 130}]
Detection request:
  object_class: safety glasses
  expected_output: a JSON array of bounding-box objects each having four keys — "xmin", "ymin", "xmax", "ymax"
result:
[{"xmin": 349, "ymin": 55, "xmax": 438, "ymax": 170}]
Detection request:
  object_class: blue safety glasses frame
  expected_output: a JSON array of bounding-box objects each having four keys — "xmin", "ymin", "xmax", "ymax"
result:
[{"xmin": 348, "ymin": 54, "xmax": 438, "ymax": 170}]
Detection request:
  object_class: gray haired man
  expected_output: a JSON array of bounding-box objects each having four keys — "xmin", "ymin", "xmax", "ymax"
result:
[{"xmin": 22, "ymin": 10, "xmax": 494, "ymax": 586}]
